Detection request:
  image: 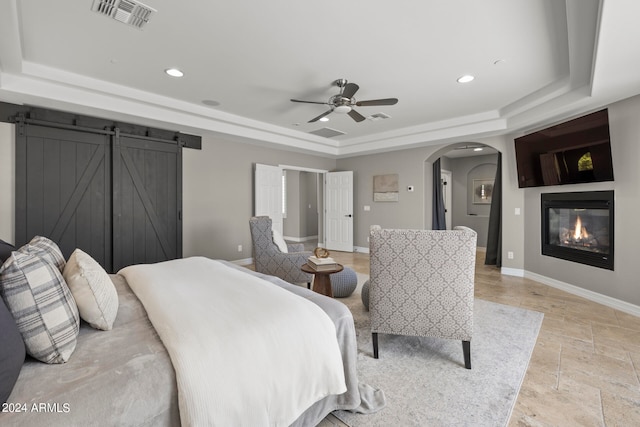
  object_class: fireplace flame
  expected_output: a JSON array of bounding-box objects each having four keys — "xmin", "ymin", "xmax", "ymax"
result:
[
  {"xmin": 573, "ymin": 216, "xmax": 582, "ymax": 239},
  {"xmin": 573, "ymin": 216, "xmax": 588, "ymax": 240}
]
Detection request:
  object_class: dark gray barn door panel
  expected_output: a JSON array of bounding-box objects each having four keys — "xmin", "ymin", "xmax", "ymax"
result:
[
  {"xmin": 15, "ymin": 124, "xmax": 111, "ymax": 267},
  {"xmin": 112, "ymin": 134, "xmax": 182, "ymax": 271}
]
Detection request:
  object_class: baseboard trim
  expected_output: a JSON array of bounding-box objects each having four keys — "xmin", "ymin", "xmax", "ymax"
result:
[
  {"xmin": 354, "ymin": 246, "xmax": 370, "ymax": 254},
  {"xmin": 231, "ymin": 257, "xmax": 253, "ymax": 266},
  {"xmin": 283, "ymin": 235, "xmax": 318, "ymax": 242},
  {"xmin": 523, "ymin": 270, "xmax": 640, "ymax": 317},
  {"xmin": 501, "ymin": 267, "xmax": 525, "ymax": 277}
]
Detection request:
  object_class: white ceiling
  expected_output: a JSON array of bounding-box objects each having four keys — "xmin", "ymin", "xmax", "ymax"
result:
[{"xmin": 1, "ymin": 0, "xmax": 640, "ymax": 158}]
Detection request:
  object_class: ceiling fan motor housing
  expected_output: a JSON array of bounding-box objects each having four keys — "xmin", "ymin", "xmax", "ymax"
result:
[{"xmin": 330, "ymin": 95, "xmax": 354, "ymax": 113}]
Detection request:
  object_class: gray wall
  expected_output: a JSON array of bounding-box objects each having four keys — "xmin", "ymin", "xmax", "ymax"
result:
[
  {"xmin": 335, "ymin": 151, "xmax": 426, "ymax": 251},
  {"xmin": 182, "ymin": 136, "xmax": 335, "ymax": 260},
  {"xmin": 336, "ymin": 92, "xmax": 640, "ymax": 306},
  {"xmin": 448, "ymin": 154, "xmax": 498, "ymax": 247},
  {"xmin": 283, "ymin": 171, "xmax": 318, "ymax": 240},
  {"xmin": 0, "ymin": 122, "xmax": 15, "ymax": 243},
  {"xmin": 2, "ymin": 93, "xmax": 639, "ymax": 306},
  {"xmin": 522, "ymin": 94, "xmax": 640, "ymax": 306},
  {"xmin": 283, "ymin": 170, "xmax": 301, "ymax": 238},
  {"xmin": 302, "ymin": 172, "xmax": 319, "ymax": 238},
  {"xmin": 335, "ymin": 138, "xmax": 521, "ymax": 260}
]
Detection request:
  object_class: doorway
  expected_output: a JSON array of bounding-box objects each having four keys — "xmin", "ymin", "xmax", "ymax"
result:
[
  {"xmin": 255, "ymin": 163, "xmax": 328, "ymax": 245},
  {"xmin": 254, "ymin": 164, "xmax": 354, "ymax": 251}
]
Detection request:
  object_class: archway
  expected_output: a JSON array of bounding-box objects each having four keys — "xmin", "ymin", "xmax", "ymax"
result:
[{"xmin": 423, "ymin": 142, "xmax": 501, "ymax": 249}]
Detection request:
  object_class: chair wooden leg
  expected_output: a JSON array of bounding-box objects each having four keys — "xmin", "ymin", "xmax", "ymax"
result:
[
  {"xmin": 373, "ymin": 333, "xmax": 379, "ymax": 359},
  {"xmin": 462, "ymin": 340, "xmax": 471, "ymax": 369}
]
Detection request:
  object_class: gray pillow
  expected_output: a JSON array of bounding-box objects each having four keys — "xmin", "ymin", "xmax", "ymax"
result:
[
  {"xmin": 0, "ymin": 295, "xmax": 25, "ymax": 403},
  {"xmin": 0, "ymin": 239, "xmax": 16, "ymax": 265}
]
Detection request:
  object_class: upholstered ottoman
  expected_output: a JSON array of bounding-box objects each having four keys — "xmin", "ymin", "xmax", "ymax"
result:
[
  {"xmin": 361, "ymin": 279, "xmax": 370, "ymax": 310},
  {"xmin": 331, "ymin": 267, "xmax": 358, "ymax": 298}
]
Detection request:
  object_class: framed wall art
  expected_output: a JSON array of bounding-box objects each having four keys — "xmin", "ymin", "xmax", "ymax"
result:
[
  {"xmin": 373, "ymin": 174, "xmax": 399, "ymax": 202},
  {"xmin": 472, "ymin": 179, "xmax": 494, "ymax": 204}
]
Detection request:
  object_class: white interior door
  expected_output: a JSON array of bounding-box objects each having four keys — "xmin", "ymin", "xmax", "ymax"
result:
[
  {"xmin": 324, "ymin": 171, "xmax": 353, "ymax": 252},
  {"xmin": 441, "ymin": 169, "xmax": 452, "ymax": 230},
  {"xmin": 254, "ymin": 163, "xmax": 283, "ymax": 234}
]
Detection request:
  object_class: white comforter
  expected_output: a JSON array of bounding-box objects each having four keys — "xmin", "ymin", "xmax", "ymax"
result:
[{"xmin": 119, "ymin": 257, "xmax": 346, "ymax": 426}]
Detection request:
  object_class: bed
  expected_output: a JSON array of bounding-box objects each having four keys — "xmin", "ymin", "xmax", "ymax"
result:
[{"xmin": 1, "ymin": 254, "xmax": 384, "ymax": 426}]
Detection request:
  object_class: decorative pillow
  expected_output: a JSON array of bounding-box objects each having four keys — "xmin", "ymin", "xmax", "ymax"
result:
[
  {"xmin": 21, "ymin": 236, "xmax": 66, "ymax": 272},
  {"xmin": 272, "ymin": 228, "xmax": 289, "ymax": 253},
  {"xmin": 63, "ymin": 248, "xmax": 118, "ymax": 331},
  {"xmin": 0, "ymin": 250, "xmax": 79, "ymax": 364},
  {"xmin": 0, "ymin": 296, "xmax": 25, "ymax": 404},
  {"xmin": 0, "ymin": 239, "xmax": 16, "ymax": 265}
]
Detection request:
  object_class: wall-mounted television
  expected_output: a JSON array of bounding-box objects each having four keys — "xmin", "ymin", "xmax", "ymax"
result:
[{"xmin": 514, "ymin": 109, "xmax": 614, "ymax": 188}]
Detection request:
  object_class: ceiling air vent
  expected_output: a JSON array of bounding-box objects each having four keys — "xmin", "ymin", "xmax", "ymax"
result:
[
  {"xmin": 309, "ymin": 127, "xmax": 346, "ymax": 138},
  {"xmin": 367, "ymin": 112, "xmax": 391, "ymax": 121},
  {"xmin": 92, "ymin": 0, "xmax": 156, "ymax": 29}
]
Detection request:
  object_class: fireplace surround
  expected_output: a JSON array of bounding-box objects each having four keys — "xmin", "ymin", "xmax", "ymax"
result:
[{"xmin": 541, "ymin": 191, "xmax": 614, "ymax": 270}]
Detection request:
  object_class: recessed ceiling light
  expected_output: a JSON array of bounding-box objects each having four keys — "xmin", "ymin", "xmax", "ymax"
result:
[
  {"xmin": 165, "ymin": 68, "xmax": 184, "ymax": 78},
  {"xmin": 473, "ymin": 147, "xmax": 483, "ymax": 152},
  {"xmin": 319, "ymin": 117, "xmax": 330, "ymax": 122},
  {"xmin": 457, "ymin": 75, "xmax": 475, "ymax": 83},
  {"xmin": 202, "ymin": 99, "xmax": 220, "ymax": 107}
]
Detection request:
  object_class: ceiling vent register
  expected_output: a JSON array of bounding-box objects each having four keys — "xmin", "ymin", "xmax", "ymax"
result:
[
  {"xmin": 91, "ymin": 0, "xmax": 156, "ymax": 29},
  {"xmin": 309, "ymin": 127, "xmax": 346, "ymax": 138},
  {"xmin": 367, "ymin": 112, "xmax": 391, "ymax": 121}
]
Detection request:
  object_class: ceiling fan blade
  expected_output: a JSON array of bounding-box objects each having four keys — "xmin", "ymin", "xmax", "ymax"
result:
[
  {"xmin": 348, "ymin": 109, "xmax": 366, "ymax": 122},
  {"xmin": 342, "ymin": 83, "xmax": 359, "ymax": 99},
  {"xmin": 309, "ymin": 110, "xmax": 333, "ymax": 123},
  {"xmin": 291, "ymin": 99, "xmax": 328, "ymax": 105},
  {"xmin": 355, "ymin": 98, "xmax": 398, "ymax": 107}
]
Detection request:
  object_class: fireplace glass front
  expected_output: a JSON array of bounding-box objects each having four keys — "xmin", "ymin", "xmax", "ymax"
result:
[{"xmin": 541, "ymin": 191, "xmax": 614, "ymax": 270}]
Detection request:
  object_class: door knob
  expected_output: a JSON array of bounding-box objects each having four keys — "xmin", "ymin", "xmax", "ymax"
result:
[{"xmin": 345, "ymin": 214, "xmax": 352, "ymax": 217}]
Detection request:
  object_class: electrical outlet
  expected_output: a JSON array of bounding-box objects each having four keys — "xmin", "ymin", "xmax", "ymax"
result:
[
  {"xmin": 237, "ymin": 245, "xmax": 242, "ymax": 252},
  {"xmin": 364, "ymin": 205, "xmax": 371, "ymax": 211},
  {"xmin": 507, "ymin": 251, "xmax": 514, "ymax": 259}
]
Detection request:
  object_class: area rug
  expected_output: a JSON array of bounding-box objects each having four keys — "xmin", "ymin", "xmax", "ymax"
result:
[{"xmin": 333, "ymin": 274, "xmax": 543, "ymax": 427}]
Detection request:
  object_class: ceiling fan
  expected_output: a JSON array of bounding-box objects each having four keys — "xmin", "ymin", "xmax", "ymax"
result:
[{"xmin": 291, "ymin": 79, "xmax": 398, "ymax": 123}]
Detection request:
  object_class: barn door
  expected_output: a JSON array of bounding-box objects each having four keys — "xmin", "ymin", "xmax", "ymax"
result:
[
  {"xmin": 112, "ymin": 132, "xmax": 182, "ymax": 271},
  {"xmin": 15, "ymin": 123, "xmax": 112, "ymax": 267}
]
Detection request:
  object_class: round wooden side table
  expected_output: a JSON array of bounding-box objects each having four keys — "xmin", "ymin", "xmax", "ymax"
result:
[{"xmin": 300, "ymin": 263, "xmax": 344, "ymax": 298}]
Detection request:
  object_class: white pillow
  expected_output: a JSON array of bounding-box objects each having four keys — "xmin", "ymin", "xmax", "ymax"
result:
[
  {"xmin": 272, "ymin": 228, "xmax": 289, "ymax": 253},
  {"xmin": 63, "ymin": 249, "xmax": 118, "ymax": 331}
]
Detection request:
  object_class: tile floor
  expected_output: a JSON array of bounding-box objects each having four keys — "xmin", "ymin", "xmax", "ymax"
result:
[{"xmin": 310, "ymin": 248, "xmax": 640, "ymax": 426}]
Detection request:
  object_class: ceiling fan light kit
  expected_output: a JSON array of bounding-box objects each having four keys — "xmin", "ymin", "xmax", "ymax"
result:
[
  {"xmin": 333, "ymin": 105, "xmax": 352, "ymax": 114},
  {"xmin": 291, "ymin": 79, "xmax": 398, "ymax": 123}
]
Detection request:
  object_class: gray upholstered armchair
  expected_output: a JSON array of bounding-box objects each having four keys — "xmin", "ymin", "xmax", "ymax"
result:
[
  {"xmin": 369, "ymin": 225, "xmax": 477, "ymax": 369},
  {"xmin": 249, "ymin": 216, "xmax": 312, "ymax": 285}
]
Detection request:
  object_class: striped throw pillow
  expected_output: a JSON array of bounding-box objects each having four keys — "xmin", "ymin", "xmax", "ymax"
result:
[
  {"xmin": 0, "ymin": 246, "xmax": 79, "ymax": 364},
  {"xmin": 21, "ymin": 236, "xmax": 66, "ymax": 272}
]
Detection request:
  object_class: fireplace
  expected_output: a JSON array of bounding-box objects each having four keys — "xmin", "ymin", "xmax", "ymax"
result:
[{"xmin": 541, "ymin": 191, "xmax": 614, "ymax": 270}]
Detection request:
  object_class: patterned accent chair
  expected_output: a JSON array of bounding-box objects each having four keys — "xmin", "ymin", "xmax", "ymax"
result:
[
  {"xmin": 369, "ymin": 225, "xmax": 477, "ymax": 369},
  {"xmin": 249, "ymin": 216, "xmax": 312, "ymax": 285}
]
